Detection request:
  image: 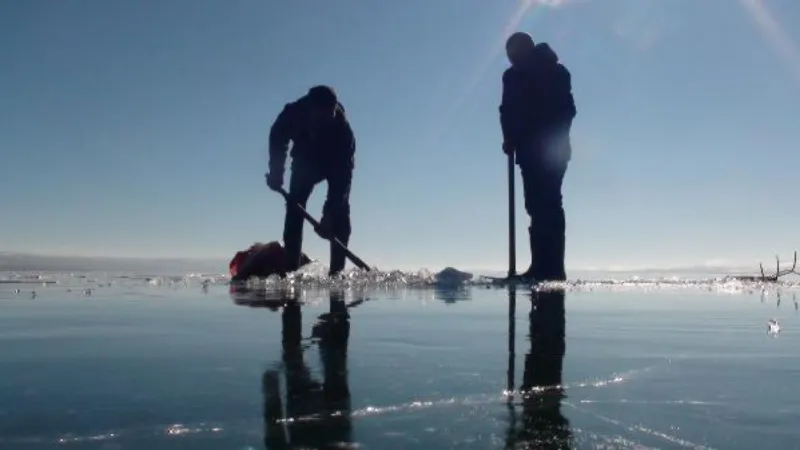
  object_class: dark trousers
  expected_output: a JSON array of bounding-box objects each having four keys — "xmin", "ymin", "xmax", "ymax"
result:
[
  {"xmin": 283, "ymin": 161, "xmax": 352, "ymax": 274},
  {"xmin": 517, "ymin": 136, "xmax": 569, "ymax": 281}
]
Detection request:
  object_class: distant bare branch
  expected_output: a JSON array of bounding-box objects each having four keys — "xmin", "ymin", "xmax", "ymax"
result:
[{"xmin": 734, "ymin": 251, "xmax": 798, "ymax": 282}]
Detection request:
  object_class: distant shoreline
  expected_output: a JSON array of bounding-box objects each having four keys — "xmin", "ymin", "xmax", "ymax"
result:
[
  {"xmin": 0, "ymin": 252, "xmax": 226, "ymax": 274},
  {"xmin": 0, "ymin": 251, "xmax": 761, "ymax": 279}
]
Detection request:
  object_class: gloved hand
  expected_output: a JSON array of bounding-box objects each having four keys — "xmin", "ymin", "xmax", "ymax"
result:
[
  {"xmin": 502, "ymin": 142, "xmax": 516, "ymax": 155},
  {"xmin": 265, "ymin": 171, "xmax": 283, "ymax": 192}
]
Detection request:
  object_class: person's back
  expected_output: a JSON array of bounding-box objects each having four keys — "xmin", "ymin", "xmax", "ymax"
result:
[
  {"xmin": 529, "ymin": 43, "xmax": 576, "ymax": 166},
  {"xmin": 269, "ymin": 95, "xmax": 355, "ymax": 175},
  {"xmin": 500, "ymin": 41, "xmax": 576, "ymax": 165}
]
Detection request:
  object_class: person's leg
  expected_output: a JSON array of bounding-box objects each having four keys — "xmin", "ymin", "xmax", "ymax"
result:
[
  {"xmin": 517, "ymin": 141, "xmax": 544, "ymax": 280},
  {"xmin": 284, "ymin": 163, "xmax": 322, "ymax": 273},
  {"xmin": 524, "ymin": 162, "xmax": 567, "ymax": 282},
  {"xmin": 518, "ymin": 161, "xmax": 540, "ymax": 279},
  {"xmin": 322, "ymin": 167, "xmax": 353, "ymax": 275},
  {"xmin": 540, "ymin": 164, "xmax": 567, "ymax": 281},
  {"xmin": 518, "ymin": 141, "xmax": 568, "ymax": 282},
  {"xmin": 538, "ymin": 131, "xmax": 570, "ymax": 281}
]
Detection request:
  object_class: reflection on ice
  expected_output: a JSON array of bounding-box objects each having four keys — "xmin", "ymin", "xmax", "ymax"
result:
[{"xmin": 228, "ymin": 262, "xmax": 800, "ymax": 295}]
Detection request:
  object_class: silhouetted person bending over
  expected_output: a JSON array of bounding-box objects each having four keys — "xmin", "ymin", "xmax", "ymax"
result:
[
  {"xmin": 266, "ymin": 85, "xmax": 356, "ymax": 276},
  {"xmin": 500, "ymin": 32, "xmax": 576, "ymax": 282}
]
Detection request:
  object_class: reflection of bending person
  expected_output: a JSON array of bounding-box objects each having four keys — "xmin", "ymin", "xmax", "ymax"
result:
[
  {"xmin": 262, "ymin": 291, "xmax": 353, "ymax": 449},
  {"xmin": 510, "ymin": 289, "xmax": 572, "ymax": 448}
]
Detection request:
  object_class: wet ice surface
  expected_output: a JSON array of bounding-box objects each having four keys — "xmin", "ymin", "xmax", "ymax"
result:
[{"xmin": 1, "ymin": 268, "xmax": 800, "ymax": 449}]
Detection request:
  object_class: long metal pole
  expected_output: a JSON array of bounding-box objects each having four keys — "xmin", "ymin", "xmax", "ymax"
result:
[{"xmin": 277, "ymin": 187, "xmax": 371, "ymax": 271}]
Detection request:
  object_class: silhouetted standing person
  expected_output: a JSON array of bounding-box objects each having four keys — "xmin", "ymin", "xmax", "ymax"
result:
[
  {"xmin": 500, "ymin": 32, "xmax": 576, "ymax": 282},
  {"xmin": 266, "ymin": 85, "xmax": 356, "ymax": 276}
]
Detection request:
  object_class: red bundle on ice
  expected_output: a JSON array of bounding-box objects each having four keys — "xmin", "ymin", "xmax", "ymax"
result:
[{"xmin": 228, "ymin": 241, "xmax": 312, "ymax": 281}]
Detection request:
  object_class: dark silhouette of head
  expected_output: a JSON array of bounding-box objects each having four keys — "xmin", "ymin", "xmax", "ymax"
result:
[
  {"xmin": 506, "ymin": 32, "xmax": 536, "ymax": 67},
  {"xmin": 306, "ymin": 85, "xmax": 339, "ymax": 128}
]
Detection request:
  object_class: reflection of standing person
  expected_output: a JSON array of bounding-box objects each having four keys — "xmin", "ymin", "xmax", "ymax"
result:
[
  {"xmin": 500, "ymin": 31, "xmax": 577, "ymax": 282},
  {"xmin": 262, "ymin": 291, "xmax": 353, "ymax": 449},
  {"xmin": 265, "ymin": 86, "xmax": 356, "ymax": 276},
  {"xmin": 507, "ymin": 289, "xmax": 572, "ymax": 448},
  {"xmin": 314, "ymin": 291, "xmax": 352, "ymax": 443}
]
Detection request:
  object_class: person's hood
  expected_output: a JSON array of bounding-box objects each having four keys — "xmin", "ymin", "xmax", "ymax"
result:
[
  {"xmin": 534, "ymin": 42, "xmax": 559, "ymax": 65},
  {"xmin": 515, "ymin": 42, "xmax": 559, "ymax": 73},
  {"xmin": 334, "ymin": 101, "xmax": 347, "ymax": 118},
  {"xmin": 297, "ymin": 95, "xmax": 345, "ymax": 114}
]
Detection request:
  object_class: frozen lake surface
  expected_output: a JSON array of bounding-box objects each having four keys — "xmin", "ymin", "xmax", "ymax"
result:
[{"xmin": 0, "ymin": 270, "xmax": 798, "ymax": 449}]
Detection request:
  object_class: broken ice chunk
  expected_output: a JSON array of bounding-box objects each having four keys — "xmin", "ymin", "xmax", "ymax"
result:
[{"xmin": 767, "ymin": 318, "xmax": 780, "ymax": 335}]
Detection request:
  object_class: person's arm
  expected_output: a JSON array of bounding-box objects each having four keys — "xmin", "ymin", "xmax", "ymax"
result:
[
  {"xmin": 268, "ymin": 103, "xmax": 295, "ymax": 178},
  {"xmin": 339, "ymin": 124, "xmax": 356, "ymax": 168},
  {"xmin": 334, "ymin": 105, "xmax": 356, "ymax": 168},
  {"xmin": 499, "ymin": 69, "xmax": 525, "ymax": 150},
  {"xmin": 553, "ymin": 64, "xmax": 576, "ymax": 126}
]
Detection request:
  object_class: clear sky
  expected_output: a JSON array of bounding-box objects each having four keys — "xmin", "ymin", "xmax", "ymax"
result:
[{"xmin": 2, "ymin": 0, "xmax": 800, "ymax": 271}]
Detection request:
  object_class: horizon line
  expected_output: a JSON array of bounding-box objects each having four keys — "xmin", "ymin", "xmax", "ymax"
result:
[
  {"xmin": 0, "ymin": 250, "xmax": 763, "ymax": 274},
  {"xmin": 0, "ymin": 250, "xmax": 226, "ymax": 262}
]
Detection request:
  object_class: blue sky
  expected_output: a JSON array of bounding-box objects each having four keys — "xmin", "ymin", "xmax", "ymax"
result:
[{"xmin": 2, "ymin": 0, "xmax": 800, "ymax": 271}]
